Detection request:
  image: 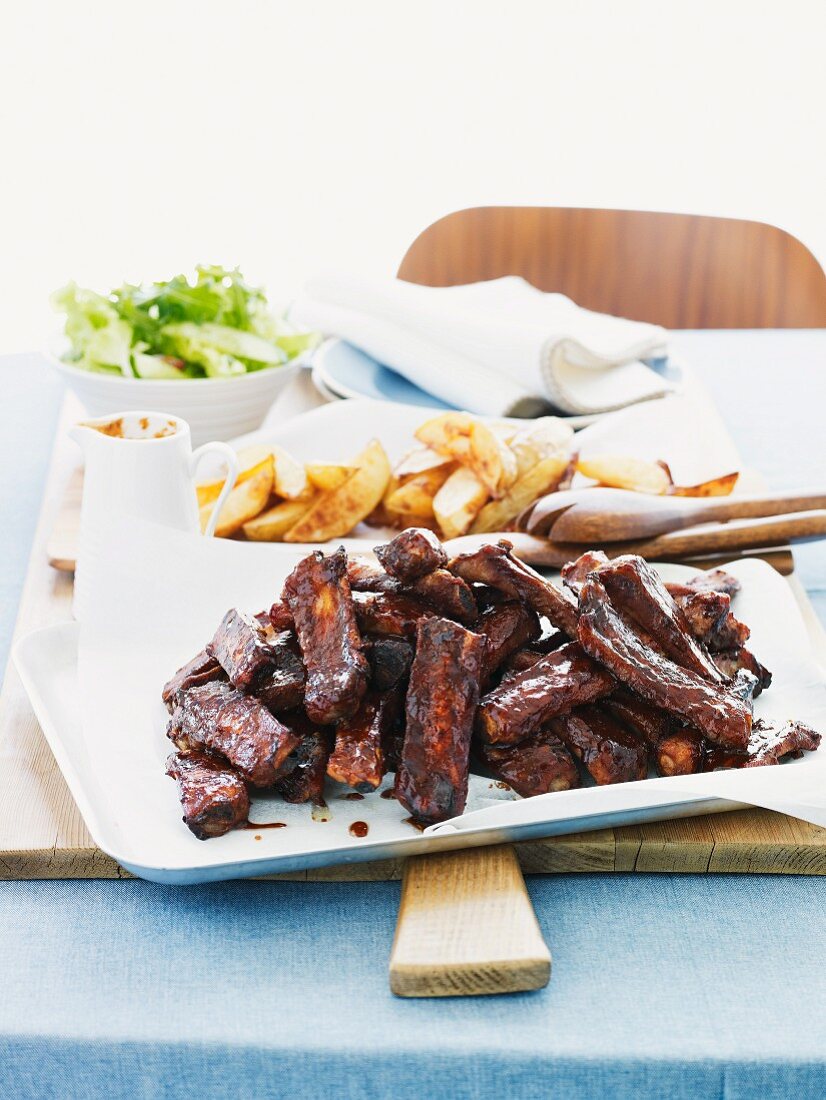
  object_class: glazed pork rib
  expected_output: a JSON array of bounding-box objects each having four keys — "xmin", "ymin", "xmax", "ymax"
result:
[
  {"xmin": 449, "ymin": 540, "xmax": 579, "ymax": 638},
  {"xmin": 252, "ymin": 632, "xmax": 306, "ymax": 712},
  {"xmin": 667, "ymin": 569, "xmax": 741, "ymax": 599},
  {"xmin": 480, "ymin": 731, "xmax": 581, "ymax": 798},
  {"xmin": 603, "ymin": 688, "xmax": 673, "ymax": 749},
  {"xmin": 409, "ymin": 569, "xmax": 478, "ymax": 624},
  {"xmin": 705, "ymin": 718, "xmax": 821, "ymax": 770},
  {"xmin": 374, "ymin": 527, "xmax": 447, "ymax": 582},
  {"xmin": 166, "ymin": 750, "xmax": 250, "ymax": 840},
  {"xmin": 476, "ymin": 642, "xmax": 615, "ymax": 745},
  {"xmin": 274, "ymin": 718, "xmax": 331, "ymax": 804},
  {"xmin": 208, "ymin": 608, "xmax": 282, "ymax": 692},
  {"xmin": 327, "ymin": 691, "xmax": 400, "ymax": 792},
  {"xmin": 476, "ymin": 601, "xmax": 541, "ymax": 684},
  {"xmin": 162, "ymin": 649, "xmax": 226, "ymax": 711},
  {"xmin": 712, "ymin": 647, "xmax": 772, "ymax": 694},
  {"xmin": 350, "ymin": 550, "xmax": 476, "ymax": 625},
  {"xmin": 565, "ymin": 554, "xmax": 752, "ymax": 660},
  {"xmin": 395, "ymin": 616, "xmax": 486, "ymax": 824},
  {"xmin": 352, "ymin": 590, "xmax": 430, "ymax": 640},
  {"xmin": 596, "ymin": 556, "xmax": 724, "ymax": 682},
  {"xmin": 551, "ymin": 706, "xmax": 648, "ymax": 785},
  {"xmin": 168, "ymin": 681, "xmax": 300, "ymax": 787},
  {"xmin": 656, "ymin": 727, "xmax": 706, "ymax": 776},
  {"xmin": 561, "ymin": 550, "xmax": 609, "ymax": 595},
  {"xmin": 366, "ymin": 637, "xmax": 414, "ymax": 691},
  {"xmin": 283, "ymin": 548, "xmax": 369, "ymax": 724},
  {"xmin": 577, "ymin": 576, "xmax": 753, "ymax": 749}
]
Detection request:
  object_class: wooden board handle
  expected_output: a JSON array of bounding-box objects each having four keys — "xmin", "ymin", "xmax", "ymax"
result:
[{"xmin": 389, "ymin": 844, "xmax": 551, "ymax": 997}]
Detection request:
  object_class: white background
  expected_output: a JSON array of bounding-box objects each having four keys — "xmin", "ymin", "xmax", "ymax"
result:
[{"xmin": 1, "ymin": 0, "xmax": 824, "ymax": 351}]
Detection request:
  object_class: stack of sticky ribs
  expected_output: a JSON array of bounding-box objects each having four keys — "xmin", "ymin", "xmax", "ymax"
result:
[{"xmin": 163, "ymin": 531, "xmax": 820, "ymax": 840}]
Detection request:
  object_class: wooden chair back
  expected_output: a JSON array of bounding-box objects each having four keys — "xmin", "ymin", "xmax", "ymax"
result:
[{"xmin": 397, "ymin": 207, "xmax": 826, "ymax": 328}]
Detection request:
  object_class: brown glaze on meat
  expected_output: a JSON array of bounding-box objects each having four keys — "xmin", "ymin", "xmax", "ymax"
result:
[
  {"xmin": 208, "ymin": 608, "xmax": 281, "ymax": 691},
  {"xmin": 347, "ymin": 559, "xmax": 400, "ymax": 593},
  {"xmin": 366, "ymin": 637, "xmax": 414, "ymax": 691},
  {"xmin": 656, "ymin": 727, "xmax": 706, "ymax": 776},
  {"xmin": 449, "ymin": 540, "xmax": 579, "ymax": 638},
  {"xmin": 597, "ymin": 556, "xmax": 723, "ymax": 682},
  {"xmin": 477, "ymin": 601, "xmax": 542, "ymax": 683},
  {"xmin": 166, "ymin": 750, "xmax": 249, "ymax": 839},
  {"xmin": 503, "ymin": 648, "xmax": 546, "ymax": 674},
  {"xmin": 551, "ymin": 706, "xmax": 648, "ymax": 785},
  {"xmin": 604, "ymin": 689, "xmax": 673, "ymax": 749},
  {"xmin": 667, "ymin": 569, "xmax": 741, "ymax": 599},
  {"xmin": 349, "ymin": 554, "xmax": 475, "ymax": 624},
  {"xmin": 671, "ymin": 589, "xmax": 730, "ymax": 641},
  {"xmin": 352, "ymin": 589, "xmax": 430, "ymax": 639},
  {"xmin": 274, "ymin": 717, "xmax": 331, "ymax": 804},
  {"xmin": 481, "ymin": 731, "xmax": 581, "ymax": 798},
  {"xmin": 408, "ymin": 569, "xmax": 477, "ymax": 624},
  {"xmin": 374, "ymin": 527, "xmax": 447, "ymax": 582},
  {"xmin": 168, "ymin": 681, "xmax": 300, "ymax": 788},
  {"xmin": 704, "ymin": 719, "xmax": 821, "ymax": 770},
  {"xmin": 735, "ymin": 718, "xmax": 819, "ymax": 768},
  {"xmin": 476, "ymin": 641, "xmax": 615, "ymax": 745},
  {"xmin": 395, "ymin": 617, "xmax": 486, "ymax": 824},
  {"xmin": 268, "ymin": 600, "xmax": 295, "ymax": 632},
  {"xmin": 712, "ymin": 647, "xmax": 772, "ymax": 695},
  {"xmin": 162, "ymin": 649, "xmax": 226, "ymax": 711},
  {"xmin": 283, "ymin": 548, "xmax": 369, "ymax": 724},
  {"xmin": 705, "ymin": 612, "xmax": 751, "ymax": 653},
  {"xmin": 561, "ymin": 550, "xmax": 610, "ymax": 596},
  {"xmin": 328, "ymin": 692, "xmax": 400, "ymax": 791},
  {"xmin": 252, "ymin": 632, "xmax": 306, "ymax": 712},
  {"xmin": 577, "ymin": 576, "xmax": 752, "ymax": 750}
]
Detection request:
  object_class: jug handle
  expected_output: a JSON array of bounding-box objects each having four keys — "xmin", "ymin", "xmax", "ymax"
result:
[{"xmin": 190, "ymin": 443, "xmax": 240, "ymax": 537}]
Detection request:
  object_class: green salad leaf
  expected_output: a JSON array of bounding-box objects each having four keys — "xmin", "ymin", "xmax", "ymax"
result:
[{"xmin": 53, "ymin": 266, "xmax": 319, "ymax": 379}]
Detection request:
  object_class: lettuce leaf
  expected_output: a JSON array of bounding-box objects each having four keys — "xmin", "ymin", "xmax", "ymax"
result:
[{"xmin": 53, "ymin": 266, "xmax": 318, "ymax": 379}]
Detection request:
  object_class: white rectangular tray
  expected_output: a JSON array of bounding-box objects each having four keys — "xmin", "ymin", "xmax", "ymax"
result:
[{"xmin": 15, "ymin": 554, "xmax": 826, "ymax": 884}]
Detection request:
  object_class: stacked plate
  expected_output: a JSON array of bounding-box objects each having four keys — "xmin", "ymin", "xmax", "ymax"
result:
[{"xmin": 310, "ymin": 338, "xmax": 678, "ymax": 429}]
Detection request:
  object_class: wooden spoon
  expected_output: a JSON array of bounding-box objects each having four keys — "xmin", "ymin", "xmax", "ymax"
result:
[
  {"xmin": 523, "ymin": 487, "xmax": 826, "ymax": 543},
  {"xmin": 446, "ymin": 511, "xmax": 826, "ymax": 569}
]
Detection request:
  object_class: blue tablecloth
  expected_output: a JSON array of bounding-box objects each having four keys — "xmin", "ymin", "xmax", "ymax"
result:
[{"xmin": 1, "ymin": 333, "xmax": 825, "ymax": 1100}]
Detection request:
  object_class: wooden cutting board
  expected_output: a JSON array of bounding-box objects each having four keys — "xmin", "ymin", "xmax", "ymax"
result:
[{"xmin": 3, "ymin": 394, "xmax": 826, "ymax": 881}]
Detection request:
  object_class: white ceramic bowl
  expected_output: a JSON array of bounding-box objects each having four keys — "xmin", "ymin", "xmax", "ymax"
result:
[{"xmin": 49, "ymin": 354, "xmax": 302, "ymax": 446}]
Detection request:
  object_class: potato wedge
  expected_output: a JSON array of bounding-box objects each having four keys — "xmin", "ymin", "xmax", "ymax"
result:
[
  {"xmin": 414, "ymin": 412, "xmax": 476, "ymax": 460},
  {"xmin": 393, "ymin": 446, "xmax": 454, "ymax": 479},
  {"xmin": 385, "ymin": 464, "xmax": 456, "ymax": 517},
  {"xmin": 200, "ymin": 457, "xmax": 274, "ymax": 537},
  {"xmin": 469, "ymin": 454, "xmax": 570, "ymax": 534},
  {"xmin": 670, "ymin": 471, "xmax": 739, "ymax": 497},
  {"xmin": 272, "ymin": 444, "xmax": 314, "ymax": 501},
  {"xmin": 366, "ymin": 473, "xmax": 404, "ymax": 527},
  {"xmin": 432, "ymin": 466, "xmax": 489, "ymax": 540},
  {"xmin": 283, "ymin": 439, "xmax": 392, "ymax": 542},
  {"xmin": 196, "ymin": 444, "xmax": 274, "ymax": 507},
  {"xmin": 468, "ymin": 422, "xmax": 518, "ymax": 497},
  {"xmin": 577, "ymin": 454, "xmax": 672, "ymax": 495},
  {"xmin": 242, "ymin": 497, "xmax": 317, "ymax": 541},
  {"xmin": 509, "ymin": 418, "xmax": 574, "ymax": 478},
  {"xmin": 305, "ymin": 463, "xmax": 357, "ymax": 492}
]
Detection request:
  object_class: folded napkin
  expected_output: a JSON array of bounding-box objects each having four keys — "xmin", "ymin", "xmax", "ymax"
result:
[{"xmin": 291, "ymin": 272, "xmax": 672, "ymax": 417}]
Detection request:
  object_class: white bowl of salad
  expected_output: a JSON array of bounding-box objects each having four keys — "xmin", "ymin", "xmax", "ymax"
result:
[{"xmin": 50, "ymin": 266, "xmax": 320, "ymax": 445}]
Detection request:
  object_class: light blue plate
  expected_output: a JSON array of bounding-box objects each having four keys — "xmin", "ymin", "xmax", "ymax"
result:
[
  {"xmin": 313, "ymin": 338, "xmax": 453, "ymax": 410},
  {"xmin": 311, "ymin": 338, "xmax": 678, "ymax": 427}
]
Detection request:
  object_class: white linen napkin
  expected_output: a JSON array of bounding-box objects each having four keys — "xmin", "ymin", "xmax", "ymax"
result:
[{"xmin": 291, "ymin": 272, "xmax": 672, "ymax": 417}]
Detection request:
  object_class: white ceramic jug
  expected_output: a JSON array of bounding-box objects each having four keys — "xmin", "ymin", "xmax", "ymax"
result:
[{"xmin": 70, "ymin": 411, "xmax": 239, "ymax": 620}]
